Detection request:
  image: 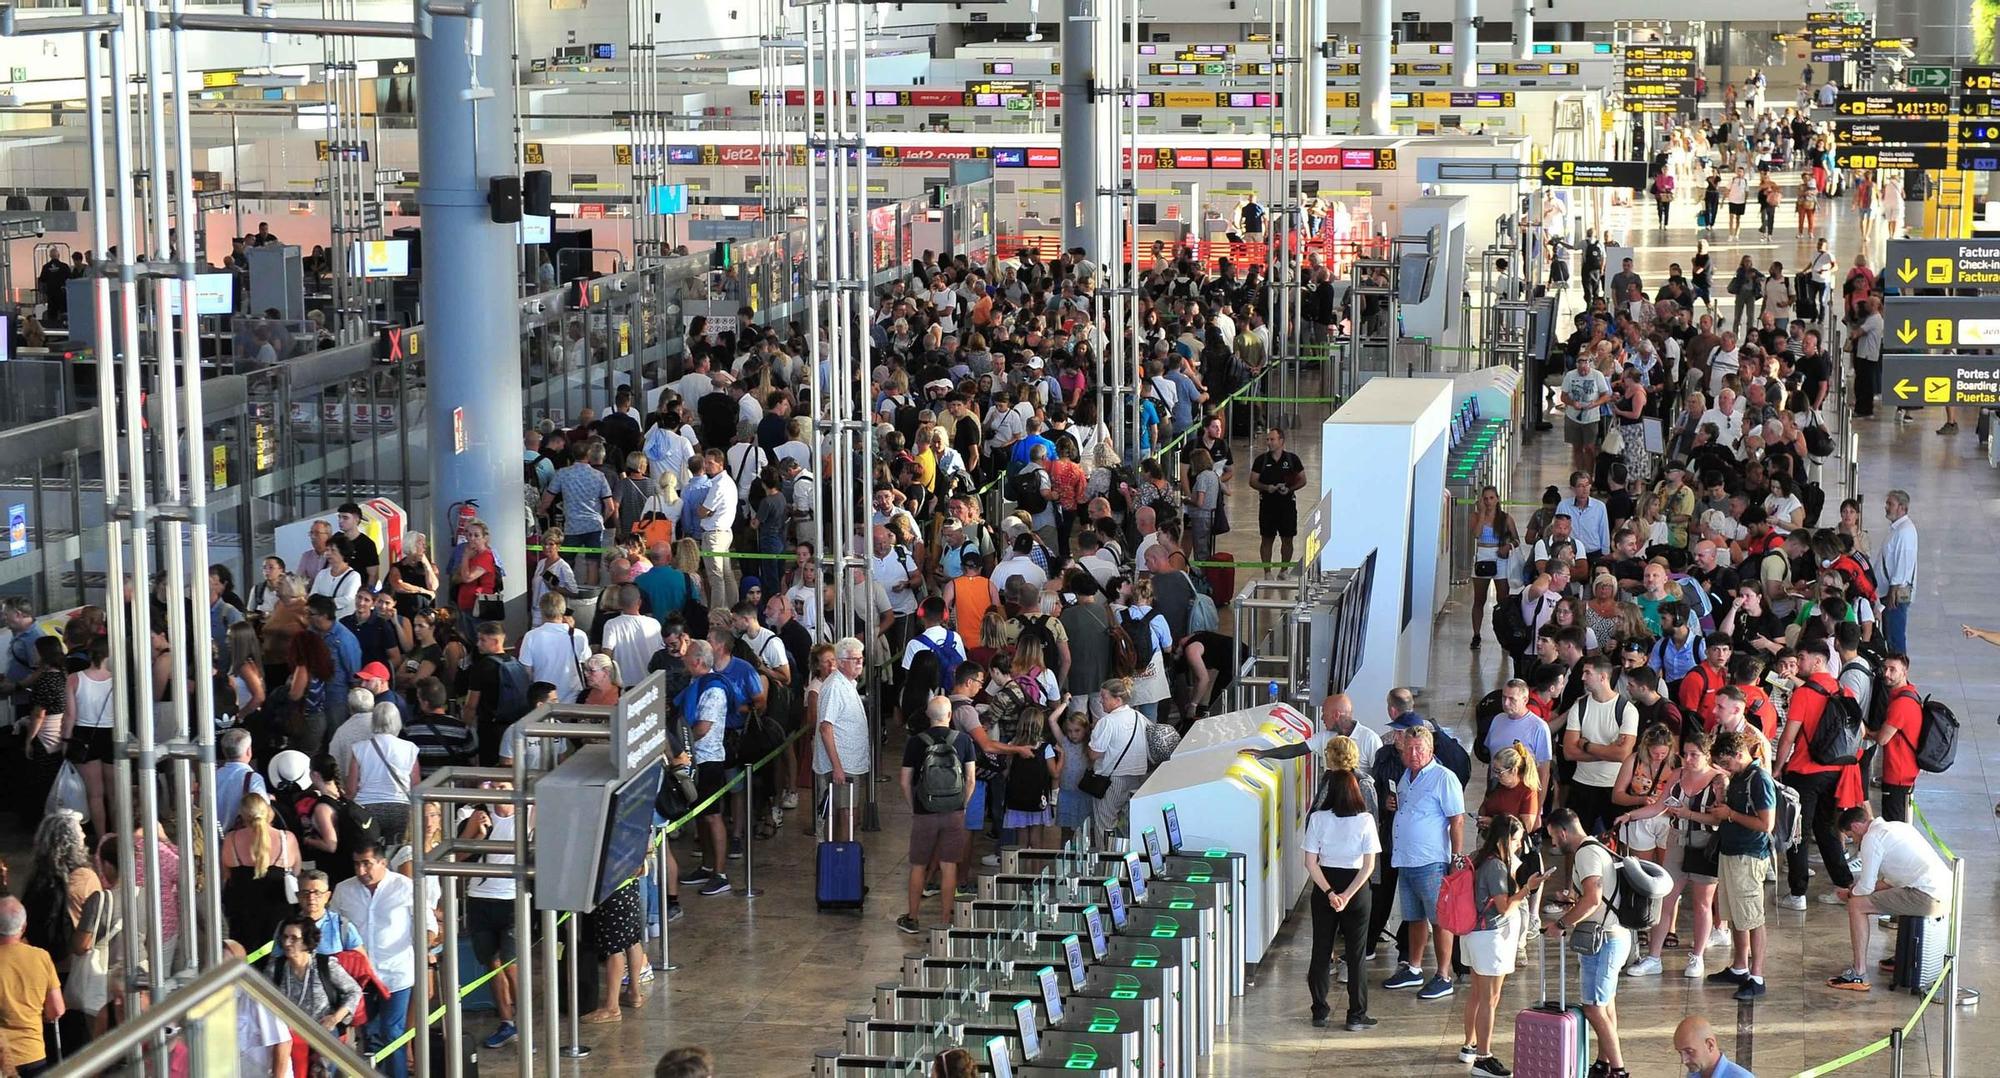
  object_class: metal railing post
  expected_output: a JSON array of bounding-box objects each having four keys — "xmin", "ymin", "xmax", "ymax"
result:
[
  {"xmin": 743, "ymin": 765, "xmax": 763, "ymax": 898},
  {"xmin": 1943, "ymin": 857, "xmax": 1963, "ymax": 1076},
  {"xmin": 1890, "ymin": 1027, "xmax": 1905, "ymax": 1077},
  {"xmin": 562, "ymin": 913, "xmax": 590, "ymax": 1059},
  {"xmin": 655, "ymin": 826, "xmax": 681, "ymax": 972}
]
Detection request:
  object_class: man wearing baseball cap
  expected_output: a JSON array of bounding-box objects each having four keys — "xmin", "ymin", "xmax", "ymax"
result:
[{"xmin": 357, "ymin": 661, "xmax": 410, "ymax": 729}]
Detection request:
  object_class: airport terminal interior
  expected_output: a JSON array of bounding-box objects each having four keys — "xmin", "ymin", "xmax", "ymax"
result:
[{"xmin": 1, "ymin": 0, "xmax": 1999, "ymax": 1076}]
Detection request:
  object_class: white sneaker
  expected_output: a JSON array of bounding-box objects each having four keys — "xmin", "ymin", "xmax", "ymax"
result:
[
  {"xmin": 1777, "ymin": 894, "xmax": 1807, "ymax": 911},
  {"xmin": 1625, "ymin": 956, "xmax": 1663, "ymax": 977},
  {"xmin": 980, "ymin": 854, "xmax": 1002, "ymax": 867},
  {"xmin": 1684, "ymin": 954, "xmax": 1707, "ymax": 978},
  {"xmin": 1817, "ymin": 891, "xmax": 1848, "ymax": 906},
  {"xmin": 1708, "ymin": 928, "xmax": 1732, "ymax": 950},
  {"xmin": 781, "ymin": 791, "xmax": 799, "ymax": 810}
]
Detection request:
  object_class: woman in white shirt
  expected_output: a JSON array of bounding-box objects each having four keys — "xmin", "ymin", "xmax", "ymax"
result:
[
  {"xmin": 345, "ymin": 707, "xmax": 421, "ymax": 845},
  {"xmin": 1301, "ymin": 737, "xmax": 1380, "ymax": 1032}
]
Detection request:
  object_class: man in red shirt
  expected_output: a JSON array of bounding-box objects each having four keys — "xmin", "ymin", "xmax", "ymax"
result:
[
  {"xmin": 1872, "ymin": 654, "xmax": 1923, "ymax": 823},
  {"xmin": 1678, "ymin": 636, "xmax": 1732, "ymax": 727},
  {"xmin": 1729, "ymin": 654, "xmax": 1779, "ymax": 742},
  {"xmin": 1773, "ymin": 648, "xmax": 1861, "ymax": 909}
]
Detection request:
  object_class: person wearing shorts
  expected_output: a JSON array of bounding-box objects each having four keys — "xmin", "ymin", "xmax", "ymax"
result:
[
  {"xmin": 1544, "ymin": 808, "xmax": 1631, "ymax": 1077},
  {"xmin": 1827, "ymin": 806, "xmax": 1952, "ymax": 991},
  {"xmin": 1249, "ymin": 427, "xmax": 1305, "ymax": 565},
  {"xmin": 1693, "ymin": 730, "xmax": 1775, "ymax": 1002},
  {"xmin": 1381, "ymin": 719, "xmax": 1466, "ymax": 1001},
  {"xmin": 898, "ymin": 696, "xmax": 976, "ymax": 934}
]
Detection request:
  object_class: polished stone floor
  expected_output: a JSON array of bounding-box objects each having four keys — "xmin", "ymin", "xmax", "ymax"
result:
[{"xmin": 481, "ymin": 190, "xmax": 1999, "ymax": 1078}]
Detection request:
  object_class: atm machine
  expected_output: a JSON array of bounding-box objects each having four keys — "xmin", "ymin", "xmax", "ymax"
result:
[{"xmin": 952, "ymin": 882, "xmax": 1220, "ymax": 1052}]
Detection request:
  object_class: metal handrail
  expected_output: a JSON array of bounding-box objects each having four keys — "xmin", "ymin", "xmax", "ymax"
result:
[{"xmin": 49, "ymin": 957, "xmax": 378, "ymax": 1076}]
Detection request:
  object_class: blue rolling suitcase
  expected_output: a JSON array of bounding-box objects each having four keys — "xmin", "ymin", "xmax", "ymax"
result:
[{"xmin": 816, "ymin": 779, "xmax": 865, "ymax": 911}]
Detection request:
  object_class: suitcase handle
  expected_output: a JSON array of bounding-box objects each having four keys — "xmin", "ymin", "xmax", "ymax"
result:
[
  {"xmin": 821, "ymin": 776, "xmax": 857, "ymax": 842},
  {"xmin": 1537, "ymin": 916, "xmax": 1569, "ymax": 1011}
]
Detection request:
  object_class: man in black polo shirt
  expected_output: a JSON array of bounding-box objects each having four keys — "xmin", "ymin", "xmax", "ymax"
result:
[
  {"xmin": 335, "ymin": 502, "xmax": 381, "ymax": 589},
  {"xmin": 1249, "ymin": 427, "xmax": 1306, "ymax": 566}
]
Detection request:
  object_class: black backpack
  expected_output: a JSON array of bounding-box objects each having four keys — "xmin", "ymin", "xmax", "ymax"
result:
[
  {"xmin": 1800, "ymin": 481, "xmax": 1827, "ymax": 527},
  {"xmin": 1012, "ymin": 613, "xmax": 1059, "ymax": 654},
  {"xmin": 1118, "ymin": 609, "xmax": 1163, "ymax": 673},
  {"xmin": 1493, "ymin": 593, "xmax": 1540, "ymax": 657},
  {"xmin": 1801, "ymin": 681, "xmax": 1866, "ymax": 767},
  {"xmin": 1005, "ymin": 463, "xmax": 1048, "ymax": 514},
  {"xmin": 914, "ymin": 728, "xmax": 968, "ymax": 813},
  {"xmin": 1472, "ymin": 690, "xmax": 1505, "ymax": 764},
  {"xmin": 1915, "ymin": 696, "xmax": 1960, "ymax": 774}
]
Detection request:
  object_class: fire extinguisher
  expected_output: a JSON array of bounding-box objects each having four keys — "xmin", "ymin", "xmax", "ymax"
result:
[{"xmin": 446, "ymin": 499, "xmax": 480, "ymax": 547}]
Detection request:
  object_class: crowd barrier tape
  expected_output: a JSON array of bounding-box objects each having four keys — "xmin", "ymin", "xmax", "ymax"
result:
[{"xmin": 1789, "ymin": 798, "xmax": 1958, "ymax": 1078}]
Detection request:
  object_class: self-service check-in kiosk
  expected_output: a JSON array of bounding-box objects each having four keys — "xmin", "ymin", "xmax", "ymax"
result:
[{"xmin": 1129, "ymin": 704, "xmax": 1319, "ymax": 963}]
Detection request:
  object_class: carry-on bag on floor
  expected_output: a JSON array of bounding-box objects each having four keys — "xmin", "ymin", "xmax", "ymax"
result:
[
  {"xmin": 1890, "ymin": 912, "xmax": 1947, "ymax": 994},
  {"xmin": 1204, "ymin": 551, "xmax": 1238, "ymax": 606},
  {"xmin": 816, "ymin": 778, "xmax": 866, "ymax": 911},
  {"xmin": 431, "ymin": 1027, "xmax": 480, "ymax": 1078},
  {"xmin": 1514, "ymin": 930, "xmax": 1591, "ymax": 1078}
]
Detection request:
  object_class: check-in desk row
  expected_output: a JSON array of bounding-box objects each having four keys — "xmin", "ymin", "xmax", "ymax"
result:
[{"xmin": 810, "ymin": 836, "xmax": 1249, "ymax": 1078}]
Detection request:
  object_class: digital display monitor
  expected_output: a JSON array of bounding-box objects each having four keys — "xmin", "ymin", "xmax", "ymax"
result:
[
  {"xmin": 1138, "ymin": 44, "xmax": 1158, "ymax": 55},
  {"xmin": 1142, "ymin": 828, "xmax": 1167, "ymax": 876},
  {"xmin": 350, "ymin": 239, "xmax": 410, "ymax": 279},
  {"xmin": 164, "ymin": 273, "xmax": 237, "ymax": 317},
  {"xmin": 1106, "ymin": 878, "xmax": 1128, "ymax": 929},
  {"xmin": 1163, "ymin": 804, "xmax": 1183, "ymax": 852},
  {"xmin": 976, "ymin": 92, "xmax": 1001, "ymax": 107},
  {"xmin": 868, "ymin": 90, "xmax": 900, "ymax": 106},
  {"xmin": 989, "ymin": 1037, "xmax": 1015, "ymax": 1078},
  {"xmin": 1228, "ymin": 92, "xmax": 1255, "ymax": 107},
  {"xmin": 594, "ymin": 761, "xmax": 665, "ymax": 905},
  {"xmin": 994, "ymin": 147, "xmax": 1026, "ymax": 167},
  {"xmin": 1255, "ymin": 91, "xmax": 1274, "ymax": 107},
  {"xmin": 1062, "ymin": 934, "xmax": 1088, "ymax": 991},
  {"xmin": 1084, "ymin": 905, "xmax": 1108, "ymax": 958},
  {"xmin": 990, "ymin": 61, "xmax": 1015, "ymax": 74},
  {"xmin": 666, "ymin": 145, "xmax": 700, "ymax": 164},
  {"xmin": 591, "ymin": 42, "xmax": 615, "ymax": 59},
  {"xmin": 1013, "ymin": 999, "xmax": 1040, "ymax": 1060},
  {"xmin": 1037, "ymin": 966, "xmax": 1065, "ymax": 1024},
  {"xmin": 1125, "ymin": 851, "xmax": 1150, "ymax": 902}
]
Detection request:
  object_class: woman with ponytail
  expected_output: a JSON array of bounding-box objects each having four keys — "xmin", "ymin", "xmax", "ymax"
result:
[
  {"xmin": 1478, "ymin": 742, "xmax": 1542, "ymax": 835},
  {"xmin": 221, "ymin": 792, "xmax": 302, "ymax": 949}
]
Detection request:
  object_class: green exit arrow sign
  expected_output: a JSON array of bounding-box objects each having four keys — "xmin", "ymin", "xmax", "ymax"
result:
[{"xmin": 1908, "ymin": 66, "xmax": 1951, "ymax": 88}]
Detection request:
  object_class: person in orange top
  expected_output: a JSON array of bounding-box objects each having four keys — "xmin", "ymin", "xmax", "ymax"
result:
[
  {"xmin": 946, "ymin": 551, "xmax": 999, "ymax": 652},
  {"xmin": 1677, "ymin": 636, "xmax": 1732, "ymax": 727},
  {"xmin": 1046, "ymin": 439, "xmax": 1090, "ymax": 558},
  {"xmin": 1728, "ymin": 654, "xmax": 1778, "ymax": 741},
  {"xmin": 1772, "ymin": 648, "xmax": 1860, "ymax": 910},
  {"xmin": 1872, "ymin": 654, "xmax": 1923, "ymax": 824}
]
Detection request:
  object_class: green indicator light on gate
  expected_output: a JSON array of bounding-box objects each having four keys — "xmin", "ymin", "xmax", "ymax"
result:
[
  {"xmin": 1112, "ymin": 989, "xmax": 1139, "ymax": 999},
  {"xmin": 1150, "ymin": 926, "xmax": 1176, "ymax": 937},
  {"xmin": 1187, "ymin": 875, "xmax": 1211, "ymax": 883},
  {"xmin": 1204, "ymin": 848, "xmax": 1227, "ymax": 857},
  {"xmin": 1134, "ymin": 958, "xmax": 1158, "ymax": 968},
  {"xmin": 1169, "ymin": 900, "xmax": 1194, "ymax": 909},
  {"xmin": 1089, "ymin": 1019, "xmax": 1119, "ymax": 1033}
]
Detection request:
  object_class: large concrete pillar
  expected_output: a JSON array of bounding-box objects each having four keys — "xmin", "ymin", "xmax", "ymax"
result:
[
  {"xmin": 1717, "ymin": 23, "xmax": 1731, "ymax": 93},
  {"xmin": 1455, "ymin": 0, "xmax": 1479, "ymax": 88},
  {"xmin": 1307, "ymin": 0, "xmax": 1330, "ymax": 135},
  {"xmin": 1061, "ymin": 0, "xmax": 1098, "ymax": 258},
  {"xmin": 418, "ymin": 0, "xmax": 527, "ymax": 617},
  {"xmin": 1511, "ymin": 0, "xmax": 1531, "ymax": 60},
  {"xmin": 1359, "ymin": 0, "xmax": 1392, "ymax": 135}
]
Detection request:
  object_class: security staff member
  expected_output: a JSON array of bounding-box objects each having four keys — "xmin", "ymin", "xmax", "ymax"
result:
[{"xmin": 1249, "ymin": 427, "xmax": 1307, "ymax": 566}]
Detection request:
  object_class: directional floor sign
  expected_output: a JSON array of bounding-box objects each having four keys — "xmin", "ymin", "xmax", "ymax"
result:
[
  {"xmin": 1537, "ymin": 159, "xmax": 1647, "ymax": 190},
  {"xmin": 1884, "ymin": 240, "xmax": 2000, "ymax": 288},
  {"xmin": 1881, "ymin": 297, "xmax": 2000, "ymax": 348},
  {"xmin": 1881, "ymin": 355, "xmax": 2000, "ymax": 408}
]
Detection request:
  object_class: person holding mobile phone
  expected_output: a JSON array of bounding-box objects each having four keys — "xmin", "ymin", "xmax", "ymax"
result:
[{"xmin": 1458, "ymin": 813, "xmax": 1542, "ymax": 1078}]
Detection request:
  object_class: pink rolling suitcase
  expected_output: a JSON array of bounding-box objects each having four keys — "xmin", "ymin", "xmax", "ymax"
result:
[{"xmin": 1513, "ymin": 930, "xmax": 1592, "ymax": 1078}]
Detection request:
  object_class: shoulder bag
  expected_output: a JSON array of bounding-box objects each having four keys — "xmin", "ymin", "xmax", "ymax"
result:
[{"xmin": 1078, "ymin": 716, "xmax": 1138, "ymax": 798}]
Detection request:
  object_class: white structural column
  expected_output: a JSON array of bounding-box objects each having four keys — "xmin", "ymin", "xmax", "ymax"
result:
[
  {"xmin": 1359, "ymin": 0, "xmax": 1392, "ymax": 135},
  {"xmin": 1512, "ymin": 0, "xmax": 1533, "ymax": 60},
  {"xmin": 1307, "ymin": 0, "xmax": 1329, "ymax": 135},
  {"xmin": 1061, "ymin": 0, "xmax": 1099, "ymax": 259},
  {"xmin": 1455, "ymin": 0, "xmax": 1478, "ymax": 88}
]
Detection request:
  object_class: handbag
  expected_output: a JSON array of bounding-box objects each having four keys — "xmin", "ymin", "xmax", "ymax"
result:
[
  {"xmin": 1601, "ymin": 424, "xmax": 1626, "ymax": 455},
  {"xmin": 1568, "ymin": 910, "xmax": 1611, "ymax": 956},
  {"xmin": 1474, "ymin": 559, "xmax": 1499, "ymax": 578},
  {"xmin": 1079, "ymin": 716, "xmax": 1140, "ymax": 799},
  {"xmin": 1144, "ymin": 718, "xmax": 1181, "ymax": 767},
  {"xmin": 1210, "ymin": 496, "xmax": 1231, "ymax": 537}
]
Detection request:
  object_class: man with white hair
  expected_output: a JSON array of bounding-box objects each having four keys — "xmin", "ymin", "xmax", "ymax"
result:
[
  {"xmin": 327, "ymin": 687, "xmax": 380, "ymax": 778},
  {"xmin": 214, "ymin": 727, "xmax": 267, "ymax": 837},
  {"xmin": 0, "ymin": 895, "xmax": 63, "ymax": 1076},
  {"xmin": 814, "ymin": 638, "xmax": 872, "ymax": 843}
]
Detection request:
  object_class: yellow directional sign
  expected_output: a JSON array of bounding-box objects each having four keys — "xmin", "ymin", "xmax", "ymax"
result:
[
  {"xmin": 1882, "ymin": 355, "xmax": 2000, "ymax": 408},
  {"xmin": 1834, "ymin": 92, "xmax": 1951, "ymax": 118},
  {"xmin": 1885, "ymin": 240, "xmax": 2000, "ymax": 288},
  {"xmin": 1537, "ymin": 159, "xmax": 1647, "ymax": 189}
]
